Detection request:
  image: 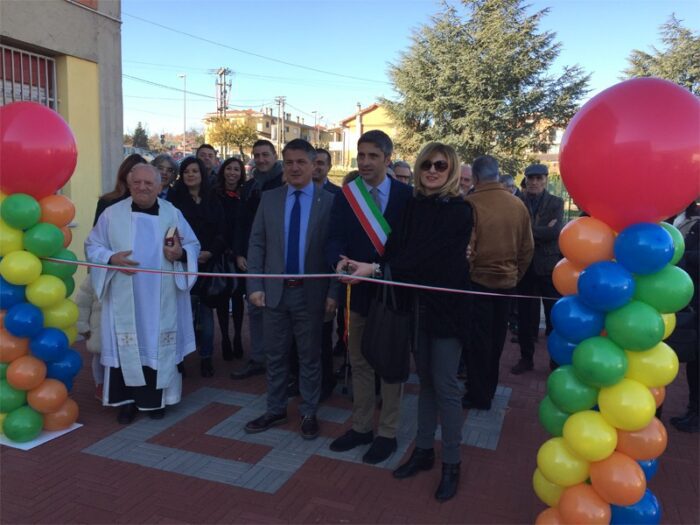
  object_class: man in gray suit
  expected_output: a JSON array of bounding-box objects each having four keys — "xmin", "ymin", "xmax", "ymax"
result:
[{"xmin": 244, "ymin": 139, "xmax": 338, "ymax": 439}]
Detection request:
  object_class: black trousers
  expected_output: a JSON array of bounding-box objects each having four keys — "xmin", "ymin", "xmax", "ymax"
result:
[
  {"xmin": 466, "ymin": 284, "xmax": 513, "ymax": 404},
  {"xmin": 517, "ymin": 266, "xmax": 559, "ymax": 362},
  {"xmin": 107, "ymin": 366, "xmax": 162, "ymax": 409}
]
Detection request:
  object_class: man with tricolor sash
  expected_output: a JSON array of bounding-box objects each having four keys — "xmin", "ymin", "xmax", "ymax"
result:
[{"xmin": 325, "ymin": 130, "xmax": 413, "ymax": 464}]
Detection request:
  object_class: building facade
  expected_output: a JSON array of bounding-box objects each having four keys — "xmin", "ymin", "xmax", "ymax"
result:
[{"xmin": 332, "ymin": 103, "xmax": 399, "ymax": 168}]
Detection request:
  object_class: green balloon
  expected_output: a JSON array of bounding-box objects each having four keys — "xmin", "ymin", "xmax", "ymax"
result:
[
  {"xmin": 0, "ymin": 193, "xmax": 41, "ymax": 230},
  {"xmin": 41, "ymin": 248, "xmax": 78, "ymax": 279},
  {"xmin": 605, "ymin": 300, "xmax": 664, "ymax": 351},
  {"xmin": 23, "ymin": 222, "xmax": 64, "ymax": 257},
  {"xmin": 539, "ymin": 395, "xmax": 570, "ymax": 436},
  {"xmin": 547, "ymin": 365, "xmax": 599, "ymax": 413},
  {"xmin": 0, "ymin": 363, "xmax": 8, "ymax": 380},
  {"xmin": 660, "ymin": 223, "xmax": 685, "ymax": 266},
  {"xmin": 62, "ymin": 275, "xmax": 75, "ymax": 297},
  {"xmin": 634, "ymin": 265, "xmax": 694, "ymax": 314},
  {"xmin": 0, "ymin": 379, "xmax": 27, "ymax": 413},
  {"xmin": 572, "ymin": 336, "xmax": 628, "ymax": 387},
  {"xmin": 3, "ymin": 405, "xmax": 43, "ymax": 442}
]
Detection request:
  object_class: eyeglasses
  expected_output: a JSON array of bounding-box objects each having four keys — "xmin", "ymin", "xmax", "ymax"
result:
[
  {"xmin": 156, "ymin": 165, "xmax": 176, "ymax": 175},
  {"xmin": 420, "ymin": 160, "xmax": 449, "ymax": 173}
]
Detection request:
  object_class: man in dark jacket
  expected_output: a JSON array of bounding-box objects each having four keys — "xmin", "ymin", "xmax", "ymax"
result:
[
  {"xmin": 511, "ymin": 163, "xmax": 564, "ymax": 375},
  {"xmin": 231, "ymin": 140, "xmax": 284, "ymax": 380}
]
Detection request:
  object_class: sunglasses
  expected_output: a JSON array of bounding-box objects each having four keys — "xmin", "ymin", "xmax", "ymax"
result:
[{"xmin": 420, "ymin": 160, "xmax": 449, "ymax": 173}]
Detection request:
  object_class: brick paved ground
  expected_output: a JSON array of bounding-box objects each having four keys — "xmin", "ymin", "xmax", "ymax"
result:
[{"xmin": 1, "ymin": 317, "xmax": 698, "ymax": 524}]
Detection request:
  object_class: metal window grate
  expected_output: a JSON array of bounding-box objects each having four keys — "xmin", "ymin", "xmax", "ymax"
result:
[{"xmin": 1, "ymin": 44, "xmax": 57, "ymax": 109}]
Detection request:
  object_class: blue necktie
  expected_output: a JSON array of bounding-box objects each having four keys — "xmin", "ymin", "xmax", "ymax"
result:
[{"xmin": 286, "ymin": 190, "xmax": 301, "ymax": 274}]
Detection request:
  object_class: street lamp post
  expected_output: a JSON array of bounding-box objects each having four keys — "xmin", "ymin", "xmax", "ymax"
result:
[{"xmin": 178, "ymin": 73, "xmax": 187, "ymax": 153}]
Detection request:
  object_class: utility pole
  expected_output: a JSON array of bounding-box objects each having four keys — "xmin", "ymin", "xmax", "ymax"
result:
[
  {"xmin": 275, "ymin": 96, "xmax": 286, "ymax": 152},
  {"xmin": 178, "ymin": 73, "xmax": 187, "ymax": 153},
  {"xmin": 214, "ymin": 67, "xmax": 232, "ymax": 155}
]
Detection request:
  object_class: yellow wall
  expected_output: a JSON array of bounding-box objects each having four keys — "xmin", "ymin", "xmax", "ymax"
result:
[
  {"xmin": 55, "ymin": 56, "xmax": 101, "ymax": 283},
  {"xmin": 342, "ymin": 106, "xmax": 399, "ymax": 167}
]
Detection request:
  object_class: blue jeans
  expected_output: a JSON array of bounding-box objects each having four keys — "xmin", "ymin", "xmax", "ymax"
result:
[{"xmin": 191, "ymin": 296, "xmax": 214, "ymax": 359}]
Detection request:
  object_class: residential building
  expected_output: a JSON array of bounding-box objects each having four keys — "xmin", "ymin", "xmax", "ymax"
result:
[{"xmin": 332, "ymin": 103, "xmax": 399, "ymax": 169}]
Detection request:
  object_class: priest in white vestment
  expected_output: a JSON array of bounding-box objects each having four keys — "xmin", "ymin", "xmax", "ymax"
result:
[{"xmin": 85, "ymin": 164, "xmax": 200, "ymax": 423}]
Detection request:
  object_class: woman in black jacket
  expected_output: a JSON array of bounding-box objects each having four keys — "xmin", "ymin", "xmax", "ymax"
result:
[
  {"xmin": 214, "ymin": 157, "xmax": 246, "ymax": 360},
  {"xmin": 342, "ymin": 142, "xmax": 473, "ymax": 502},
  {"xmin": 168, "ymin": 157, "xmax": 227, "ymax": 377}
]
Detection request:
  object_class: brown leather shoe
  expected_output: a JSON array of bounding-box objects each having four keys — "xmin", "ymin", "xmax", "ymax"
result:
[{"xmin": 244, "ymin": 412, "xmax": 287, "ymax": 434}]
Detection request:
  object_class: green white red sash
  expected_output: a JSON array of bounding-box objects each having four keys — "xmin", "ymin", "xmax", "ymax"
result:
[{"xmin": 342, "ymin": 177, "xmax": 392, "ymax": 255}]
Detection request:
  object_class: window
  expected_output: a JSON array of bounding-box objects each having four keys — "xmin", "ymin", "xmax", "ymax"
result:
[{"xmin": 1, "ymin": 44, "xmax": 57, "ymax": 108}]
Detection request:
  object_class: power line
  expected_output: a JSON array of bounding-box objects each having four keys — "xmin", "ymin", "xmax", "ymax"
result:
[
  {"xmin": 123, "ymin": 11, "xmax": 391, "ymax": 85},
  {"xmin": 123, "ymin": 74, "xmax": 215, "ymax": 99}
]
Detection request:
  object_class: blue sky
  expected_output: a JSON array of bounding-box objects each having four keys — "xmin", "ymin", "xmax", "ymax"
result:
[{"xmin": 121, "ymin": 0, "xmax": 699, "ymax": 136}]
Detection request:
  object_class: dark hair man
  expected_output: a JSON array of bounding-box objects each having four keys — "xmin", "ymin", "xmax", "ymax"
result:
[
  {"xmin": 196, "ymin": 143, "xmax": 219, "ymax": 182},
  {"xmin": 313, "ymin": 148, "xmax": 340, "ymax": 195},
  {"xmin": 393, "ymin": 160, "xmax": 412, "ymax": 185}
]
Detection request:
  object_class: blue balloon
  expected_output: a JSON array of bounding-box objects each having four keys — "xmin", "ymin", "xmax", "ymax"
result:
[
  {"xmin": 615, "ymin": 223, "xmax": 674, "ymax": 275},
  {"xmin": 611, "ymin": 489, "xmax": 661, "ymax": 525},
  {"xmin": 0, "ymin": 276, "xmax": 25, "ymax": 309},
  {"xmin": 547, "ymin": 330, "xmax": 577, "ymax": 366},
  {"xmin": 30, "ymin": 327, "xmax": 69, "ymax": 362},
  {"xmin": 46, "ymin": 348, "xmax": 83, "ymax": 386},
  {"xmin": 578, "ymin": 261, "xmax": 635, "ymax": 312},
  {"xmin": 4, "ymin": 302, "xmax": 44, "ymax": 338},
  {"xmin": 638, "ymin": 458, "xmax": 659, "ymax": 481},
  {"xmin": 551, "ymin": 295, "xmax": 605, "ymax": 343}
]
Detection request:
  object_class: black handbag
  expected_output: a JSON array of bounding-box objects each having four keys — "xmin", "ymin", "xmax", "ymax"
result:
[
  {"xmin": 193, "ymin": 252, "xmax": 236, "ymax": 308},
  {"xmin": 361, "ymin": 275, "xmax": 411, "ymax": 384},
  {"xmin": 667, "ymin": 309, "xmax": 699, "ymax": 363}
]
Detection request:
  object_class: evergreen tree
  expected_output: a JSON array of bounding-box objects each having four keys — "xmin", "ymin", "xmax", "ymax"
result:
[
  {"xmin": 623, "ymin": 15, "xmax": 700, "ymax": 96},
  {"xmin": 132, "ymin": 122, "xmax": 149, "ymax": 149},
  {"xmin": 382, "ymin": 0, "xmax": 590, "ymax": 174}
]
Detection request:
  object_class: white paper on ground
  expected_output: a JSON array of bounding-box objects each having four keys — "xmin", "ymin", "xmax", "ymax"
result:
[{"xmin": 0, "ymin": 423, "xmax": 83, "ymax": 450}]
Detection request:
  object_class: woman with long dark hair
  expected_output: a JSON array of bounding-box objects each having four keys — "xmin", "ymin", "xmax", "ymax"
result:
[
  {"xmin": 214, "ymin": 157, "xmax": 246, "ymax": 360},
  {"xmin": 168, "ymin": 157, "xmax": 226, "ymax": 377},
  {"xmin": 93, "ymin": 153, "xmax": 146, "ymax": 225}
]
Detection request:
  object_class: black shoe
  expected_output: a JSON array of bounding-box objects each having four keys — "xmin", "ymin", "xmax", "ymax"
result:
[
  {"xmin": 200, "ymin": 357, "xmax": 214, "ymax": 377},
  {"xmin": 233, "ymin": 338, "xmax": 244, "ymax": 359},
  {"xmin": 117, "ymin": 404, "xmax": 138, "ymax": 424},
  {"xmin": 329, "ymin": 429, "xmax": 374, "ymax": 452},
  {"xmin": 461, "ymin": 394, "xmax": 491, "ymax": 411},
  {"xmin": 300, "ymin": 415, "xmax": 319, "ymax": 440},
  {"xmin": 287, "ymin": 381, "xmax": 300, "ymax": 398},
  {"xmin": 671, "ymin": 412, "xmax": 699, "ymax": 433},
  {"xmin": 230, "ymin": 360, "xmax": 265, "ymax": 380},
  {"xmin": 221, "ymin": 339, "xmax": 233, "ymax": 361},
  {"xmin": 244, "ymin": 412, "xmax": 288, "ymax": 434},
  {"xmin": 435, "ymin": 463, "xmax": 460, "ymax": 502},
  {"xmin": 362, "ymin": 436, "xmax": 397, "ymax": 464},
  {"xmin": 320, "ymin": 380, "xmax": 337, "ymax": 402},
  {"xmin": 393, "ymin": 448, "xmax": 435, "ymax": 479},
  {"xmin": 510, "ymin": 359, "xmax": 534, "ymax": 375},
  {"xmin": 149, "ymin": 408, "xmax": 165, "ymax": 420}
]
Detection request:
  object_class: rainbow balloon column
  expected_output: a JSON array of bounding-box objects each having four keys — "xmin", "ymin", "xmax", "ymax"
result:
[
  {"xmin": 0, "ymin": 101, "xmax": 81, "ymax": 442},
  {"xmin": 532, "ymin": 78, "xmax": 700, "ymax": 525}
]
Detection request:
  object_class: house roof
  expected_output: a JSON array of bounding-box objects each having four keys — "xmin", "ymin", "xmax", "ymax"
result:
[{"xmin": 339, "ymin": 103, "xmax": 380, "ymax": 125}]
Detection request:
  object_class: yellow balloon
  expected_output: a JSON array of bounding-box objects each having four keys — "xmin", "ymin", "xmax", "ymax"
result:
[
  {"xmin": 62, "ymin": 325, "xmax": 78, "ymax": 345},
  {"xmin": 533, "ymin": 468, "xmax": 564, "ymax": 507},
  {"xmin": 563, "ymin": 410, "xmax": 617, "ymax": 462},
  {"xmin": 0, "ymin": 219, "xmax": 23, "ymax": 256},
  {"xmin": 42, "ymin": 299, "xmax": 79, "ymax": 329},
  {"xmin": 0, "ymin": 250, "xmax": 42, "ymax": 285},
  {"xmin": 625, "ymin": 342, "xmax": 679, "ymax": 388},
  {"xmin": 661, "ymin": 313, "xmax": 676, "ymax": 340},
  {"xmin": 599, "ymin": 378, "xmax": 656, "ymax": 431},
  {"xmin": 25, "ymin": 275, "xmax": 67, "ymax": 308},
  {"xmin": 537, "ymin": 437, "xmax": 590, "ymax": 487}
]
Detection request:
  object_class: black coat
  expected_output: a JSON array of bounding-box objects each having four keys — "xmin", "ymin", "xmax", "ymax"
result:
[
  {"xmin": 386, "ymin": 194, "xmax": 473, "ymax": 340},
  {"xmin": 167, "ymin": 189, "xmax": 226, "ymax": 257},
  {"xmin": 217, "ymin": 191, "xmax": 240, "ymax": 254},
  {"xmin": 520, "ymin": 190, "xmax": 564, "ymax": 276}
]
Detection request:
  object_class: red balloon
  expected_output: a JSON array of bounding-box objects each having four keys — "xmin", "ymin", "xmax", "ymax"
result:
[
  {"xmin": 560, "ymin": 78, "xmax": 700, "ymax": 232},
  {"xmin": 0, "ymin": 102, "xmax": 77, "ymax": 199}
]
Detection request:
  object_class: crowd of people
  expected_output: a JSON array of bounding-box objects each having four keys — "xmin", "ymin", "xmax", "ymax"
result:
[{"xmin": 82, "ymin": 130, "xmax": 699, "ymax": 502}]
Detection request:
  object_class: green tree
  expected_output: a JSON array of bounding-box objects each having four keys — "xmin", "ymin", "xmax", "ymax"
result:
[
  {"xmin": 382, "ymin": 0, "xmax": 590, "ymax": 175},
  {"xmin": 623, "ymin": 15, "xmax": 700, "ymax": 95},
  {"xmin": 132, "ymin": 122, "xmax": 149, "ymax": 149},
  {"xmin": 123, "ymin": 133, "xmax": 133, "ymax": 146},
  {"xmin": 207, "ymin": 117, "xmax": 258, "ymax": 158}
]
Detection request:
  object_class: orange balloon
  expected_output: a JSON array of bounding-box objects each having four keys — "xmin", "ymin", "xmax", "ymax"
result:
[
  {"xmin": 43, "ymin": 397, "xmax": 79, "ymax": 431},
  {"xmin": 553, "ymin": 258, "xmax": 582, "ymax": 296},
  {"xmin": 39, "ymin": 195, "xmax": 75, "ymax": 227},
  {"xmin": 0, "ymin": 327, "xmax": 30, "ymax": 362},
  {"xmin": 6, "ymin": 355, "xmax": 47, "ymax": 390},
  {"xmin": 559, "ymin": 217, "xmax": 616, "ymax": 267},
  {"xmin": 27, "ymin": 378, "xmax": 68, "ymax": 414},
  {"xmin": 60, "ymin": 226, "xmax": 72, "ymax": 247},
  {"xmin": 558, "ymin": 484, "xmax": 611, "ymax": 524},
  {"xmin": 616, "ymin": 417, "xmax": 668, "ymax": 460},
  {"xmin": 649, "ymin": 387, "xmax": 666, "ymax": 408},
  {"xmin": 589, "ymin": 451, "xmax": 646, "ymax": 506},
  {"xmin": 535, "ymin": 507, "xmax": 563, "ymax": 525}
]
